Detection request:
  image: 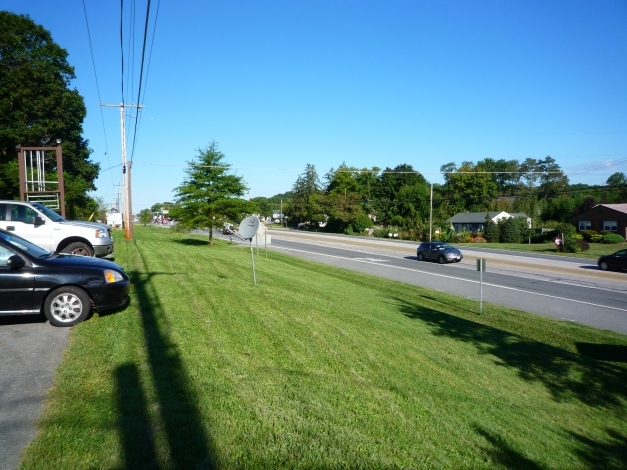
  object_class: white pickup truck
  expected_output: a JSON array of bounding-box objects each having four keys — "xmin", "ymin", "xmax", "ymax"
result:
[{"xmin": 0, "ymin": 200, "xmax": 114, "ymax": 257}]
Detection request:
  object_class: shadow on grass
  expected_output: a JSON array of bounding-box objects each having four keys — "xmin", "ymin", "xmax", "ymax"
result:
[
  {"xmin": 474, "ymin": 426, "xmax": 543, "ymax": 470},
  {"xmin": 576, "ymin": 343, "xmax": 627, "ymax": 363},
  {"xmin": 394, "ymin": 297, "xmax": 627, "ymax": 409},
  {"xmin": 115, "ymin": 363, "xmax": 158, "ymax": 469},
  {"xmin": 568, "ymin": 427, "xmax": 627, "ymax": 468},
  {"xmin": 171, "ymin": 238, "xmax": 212, "ymax": 246},
  {"xmin": 121, "ymin": 252, "xmax": 217, "ymax": 468}
]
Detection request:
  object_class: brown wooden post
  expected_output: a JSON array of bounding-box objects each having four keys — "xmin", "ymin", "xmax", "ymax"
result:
[
  {"xmin": 17, "ymin": 145, "xmax": 25, "ymax": 201},
  {"xmin": 55, "ymin": 143, "xmax": 66, "ymax": 217}
]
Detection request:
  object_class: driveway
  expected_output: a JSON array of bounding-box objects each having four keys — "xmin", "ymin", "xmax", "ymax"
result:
[{"xmin": 0, "ymin": 316, "xmax": 69, "ymax": 470}]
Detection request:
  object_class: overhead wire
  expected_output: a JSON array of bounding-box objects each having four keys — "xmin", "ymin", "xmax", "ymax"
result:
[
  {"xmin": 129, "ymin": 0, "xmax": 153, "ymax": 164},
  {"xmin": 81, "ymin": 0, "xmax": 114, "ymax": 191}
]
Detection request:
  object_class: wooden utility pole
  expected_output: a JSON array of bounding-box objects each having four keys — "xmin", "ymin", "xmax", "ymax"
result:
[{"xmin": 101, "ymin": 102, "xmax": 143, "ymax": 239}]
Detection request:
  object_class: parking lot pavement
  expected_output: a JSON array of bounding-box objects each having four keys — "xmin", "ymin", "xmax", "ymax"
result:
[{"xmin": 0, "ymin": 316, "xmax": 69, "ymax": 470}]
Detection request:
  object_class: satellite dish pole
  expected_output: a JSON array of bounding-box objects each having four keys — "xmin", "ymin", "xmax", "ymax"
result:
[{"xmin": 233, "ymin": 215, "xmax": 260, "ymax": 286}]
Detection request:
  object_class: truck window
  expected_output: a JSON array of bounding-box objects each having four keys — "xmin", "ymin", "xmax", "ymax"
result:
[{"xmin": 10, "ymin": 204, "xmax": 38, "ymax": 223}]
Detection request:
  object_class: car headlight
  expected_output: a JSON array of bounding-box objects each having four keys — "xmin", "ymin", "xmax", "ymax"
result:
[
  {"xmin": 95, "ymin": 228, "xmax": 109, "ymax": 238},
  {"xmin": 104, "ymin": 269, "xmax": 124, "ymax": 283}
]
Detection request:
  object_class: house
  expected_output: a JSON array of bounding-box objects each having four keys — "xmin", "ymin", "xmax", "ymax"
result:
[
  {"xmin": 448, "ymin": 211, "xmax": 530, "ymax": 233},
  {"xmin": 569, "ymin": 204, "xmax": 627, "ymax": 239}
]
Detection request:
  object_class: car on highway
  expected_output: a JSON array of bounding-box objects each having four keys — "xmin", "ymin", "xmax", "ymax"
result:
[
  {"xmin": 0, "ymin": 229, "xmax": 130, "ymax": 327},
  {"xmin": 417, "ymin": 241, "xmax": 463, "ymax": 264},
  {"xmin": 597, "ymin": 249, "xmax": 627, "ymax": 272}
]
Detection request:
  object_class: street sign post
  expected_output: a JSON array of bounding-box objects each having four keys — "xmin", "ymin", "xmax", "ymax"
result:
[{"xmin": 476, "ymin": 259, "xmax": 486, "ymax": 313}]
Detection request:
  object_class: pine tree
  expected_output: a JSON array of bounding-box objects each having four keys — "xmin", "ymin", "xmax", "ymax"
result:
[{"xmin": 172, "ymin": 142, "xmax": 254, "ymax": 245}]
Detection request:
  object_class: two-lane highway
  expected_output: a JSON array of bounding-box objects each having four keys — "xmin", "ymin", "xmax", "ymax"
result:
[{"xmin": 266, "ymin": 230, "xmax": 627, "ymax": 334}]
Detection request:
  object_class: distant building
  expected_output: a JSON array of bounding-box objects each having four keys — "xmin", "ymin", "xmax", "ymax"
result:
[
  {"xmin": 569, "ymin": 204, "xmax": 627, "ymax": 239},
  {"xmin": 448, "ymin": 211, "xmax": 530, "ymax": 233}
]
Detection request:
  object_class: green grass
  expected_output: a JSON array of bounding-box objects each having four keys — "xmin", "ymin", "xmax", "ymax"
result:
[
  {"xmin": 19, "ymin": 226, "xmax": 627, "ymax": 469},
  {"xmin": 456, "ymin": 241, "xmax": 627, "ymax": 259}
]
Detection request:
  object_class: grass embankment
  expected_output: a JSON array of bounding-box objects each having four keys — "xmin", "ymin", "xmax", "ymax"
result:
[
  {"xmin": 456, "ymin": 241, "xmax": 627, "ymax": 260},
  {"xmin": 20, "ymin": 227, "xmax": 627, "ymax": 469}
]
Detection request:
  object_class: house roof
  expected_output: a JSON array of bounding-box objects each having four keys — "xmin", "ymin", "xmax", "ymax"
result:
[
  {"xmin": 570, "ymin": 203, "xmax": 627, "ymax": 221},
  {"xmin": 449, "ymin": 212, "xmax": 502, "ymax": 223},
  {"xmin": 509, "ymin": 212, "xmax": 530, "ymax": 219},
  {"xmin": 595, "ymin": 204, "xmax": 627, "ymax": 214},
  {"xmin": 449, "ymin": 211, "xmax": 530, "ymax": 223}
]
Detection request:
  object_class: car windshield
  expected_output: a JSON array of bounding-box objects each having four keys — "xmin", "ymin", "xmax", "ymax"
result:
[
  {"xmin": 1, "ymin": 232, "xmax": 52, "ymax": 258},
  {"xmin": 32, "ymin": 202, "xmax": 66, "ymax": 222},
  {"xmin": 437, "ymin": 244, "xmax": 454, "ymax": 250}
]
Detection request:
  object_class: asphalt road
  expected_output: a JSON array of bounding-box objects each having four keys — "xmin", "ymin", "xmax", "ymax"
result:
[
  {"xmin": 267, "ymin": 230, "xmax": 627, "ymax": 335},
  {"xmin": 0, "ymin": 316, "xmax": 69, "ymax": 470}
]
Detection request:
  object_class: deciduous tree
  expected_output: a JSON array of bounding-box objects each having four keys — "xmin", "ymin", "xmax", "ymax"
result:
[{"xmin": 0, "ymin": 12, "xmax": 99, "ymax": 218}]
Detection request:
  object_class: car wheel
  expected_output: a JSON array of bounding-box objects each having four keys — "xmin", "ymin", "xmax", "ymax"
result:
[
  {"xmin": 62, "ymin": 242, "xmax": 94, "ymax": 257},
  {"xmin": 44, "ymin": 286, "xmax": 92, "ymax": 327},
  {"xmin": 418, "ymin": 253, "xmax": 424, "ymax": 261},
  {"xmin": 438, "ymin": 256, "xmax": 446, "ymax": 264},
  {"xmin": 599, "ymin": 261, "xmax": 610, "ymax": 271}
]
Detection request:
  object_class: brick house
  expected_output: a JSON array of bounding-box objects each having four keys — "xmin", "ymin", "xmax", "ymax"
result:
[{"xmin": 569, "ymin": 204, "xmax": 627, "ymax": 238}]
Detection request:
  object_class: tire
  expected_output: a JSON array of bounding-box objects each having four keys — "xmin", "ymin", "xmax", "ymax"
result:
[
  {"xmin": 438, "ymin": 256, "xmax": 446, "ymax": 264},
  {"xmin": 599, "ymin": 261, "xmax": 609, "ymax": 271},
  {"xmin": 418, "ymin": 252, "xmax": 424, "ymax": 261},
  {"xmin": 44, "ymin": 286, "xmax": 91, "ymax": 327},
  {"xmin": 62, "ymin": 242, "xmax": 94, "ymax": 257}
]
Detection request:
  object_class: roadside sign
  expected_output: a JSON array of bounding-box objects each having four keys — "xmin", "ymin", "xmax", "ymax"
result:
[{"xmin": 476, "ymin": 259, "xmax": 486, "ymax": 313}]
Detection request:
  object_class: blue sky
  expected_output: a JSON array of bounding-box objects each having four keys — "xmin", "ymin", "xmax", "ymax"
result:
[{"xmin": 5, "ymin": 1, "xmax": 627, "ymax": 211}]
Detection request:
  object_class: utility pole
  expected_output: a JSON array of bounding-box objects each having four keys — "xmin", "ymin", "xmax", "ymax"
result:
[
  {"xmin": 429, "ymin": 183, "xmax": 433, "ymax": 242},
  {"xmin": 101, "ymin": 102, "xmax": 144, "ymax": 240}
]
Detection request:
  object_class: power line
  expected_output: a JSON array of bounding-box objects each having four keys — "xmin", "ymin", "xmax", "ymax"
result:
[
  {"xmin": 129, "ymin": 0, "xmax": 153, "ymax": 164},
  {"xmin": 81, "ymin": 0, "xmax": 114, "ymax": 190}
]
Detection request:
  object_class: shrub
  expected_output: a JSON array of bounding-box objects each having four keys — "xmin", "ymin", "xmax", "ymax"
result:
[
  {"xmin": 484, "ymin": 220, "xmax": 500, "ymax": 243},
  {"xmin": 590, "ymin": 234, "xmax": 603, "ymax": 243},
  {"xmin": 574, "ymin": 233, "xmax": 583, "ymax": 241},
  {"xmin": 602, "ymin": 233, "xmax": 626, "ymax": 244},
  {"xmin": 471, "ymin": 236, "xmax": 487, "ymax": 243},
  {"xmin": 563, "ymin": 237, "xmax": 579, "ymax": 253},
  {"xmin": 576, "ymin": 240, "xmax": 590, "ymax": 251},
  {"xmin": 579, "ymin": 230, "xmax": 597, "ymax": 241},
  {"xmin": 372, "ymin": 229, "xmax": 387, "ymax": 238}
]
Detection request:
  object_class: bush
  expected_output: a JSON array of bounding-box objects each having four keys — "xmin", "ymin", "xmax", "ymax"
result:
[
  {"xmin": 579, "ymin": 230, "xmax": 597, "ymax": 241},
  {"xmin": 372, "ymin": 229, "xmax": 387, "ymax": 238},
  {"xmin": 590, "ymin": 234, "xmax": 603, "ymax": 243},
  {"xmin": 484, "ymin": 220, "xmax": 500, "ymax": 243},
  {"xmin": 563, "ymin": 237, "xmax": 579, "ymax": 253},
  {"xmin": 602, "ymin": 233, "xmax": 626, "ymax": 244},
  {"xmin": 471, "ymin": 236, "xmax": 487, "ymax": 243},
  {"xmin": 577, "ymin": 240, "xmax": 590, "ymax": 251}
]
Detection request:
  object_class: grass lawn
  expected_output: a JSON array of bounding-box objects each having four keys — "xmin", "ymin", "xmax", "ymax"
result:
[
  {"xmin": 19, "ymin": 226, "xmax": 627, "ymax": 469},
  {"xmin": 456, "ymin": 241, "xmax": 627, "ymax": 260}
]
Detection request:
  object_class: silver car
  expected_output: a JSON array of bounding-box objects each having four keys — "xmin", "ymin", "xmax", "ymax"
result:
[{"xmin": 417, "ymin": 242, "xmax": 463, "ymax": 264}]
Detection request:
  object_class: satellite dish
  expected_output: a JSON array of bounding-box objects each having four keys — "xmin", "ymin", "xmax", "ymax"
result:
[{"xmin": 238, "ymin": 215, "xmax": 260, "ymax": 240}]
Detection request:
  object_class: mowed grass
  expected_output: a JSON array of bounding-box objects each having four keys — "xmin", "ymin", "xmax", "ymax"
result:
[{"xmin": 19, "ymin": 226, "xmax": 627, "ymax": 469}]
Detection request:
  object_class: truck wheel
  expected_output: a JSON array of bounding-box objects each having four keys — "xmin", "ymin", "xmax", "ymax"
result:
[
  {"xmin": 62, "ymin": 242, "xmax": 94, "ymax": 257},
  {"xmin": 44, "ymin": 286, "xmax": 91, "ymax": 327}
]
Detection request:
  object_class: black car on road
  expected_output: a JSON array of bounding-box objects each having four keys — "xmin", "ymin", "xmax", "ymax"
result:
[
  {"xmin": 597, "ymin": 249, "xmax": 627, "ymax": 272},
  {"xmin": 0, "ymin": 229, "xmax": 130, "ymax": 327},
  {"xmin": 417, "ymin": 241, "xmax": 463, "ymax": 264}
]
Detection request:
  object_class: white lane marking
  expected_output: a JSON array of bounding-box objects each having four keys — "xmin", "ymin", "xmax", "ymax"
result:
[
  {"xmin": 274, "ymin": 245, "xmax": 627, "ymax": 313},
  {"xmin": 354, "ymin": 258, "xmax": 388, "ymax": 262},
  {"xmin": 274, "ymin": 239, "xmax": 627, "ymax": 294}
]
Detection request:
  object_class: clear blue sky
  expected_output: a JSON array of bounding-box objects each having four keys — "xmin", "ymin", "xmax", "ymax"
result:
[{"xmin": 5, "ymin": 1, "xmax": 627, "ymax": 212}]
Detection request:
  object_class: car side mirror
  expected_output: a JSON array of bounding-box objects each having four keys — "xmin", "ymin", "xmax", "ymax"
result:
[
  {"xmin": 33, "ymin": 216, "xmax": 44, "ymax": 226},
  {"xmin": 7, "ymin": 255, "xmax": 25, "ymax": 269}
]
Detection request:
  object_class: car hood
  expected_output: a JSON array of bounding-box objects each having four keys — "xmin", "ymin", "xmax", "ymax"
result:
[
  {"xmin": 42, "ymin": 253, "xmax": 125, "ymax": 272},
  {"xmin": 59, "ymin": 220, "xmax": 110, "ymax": 231}
]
